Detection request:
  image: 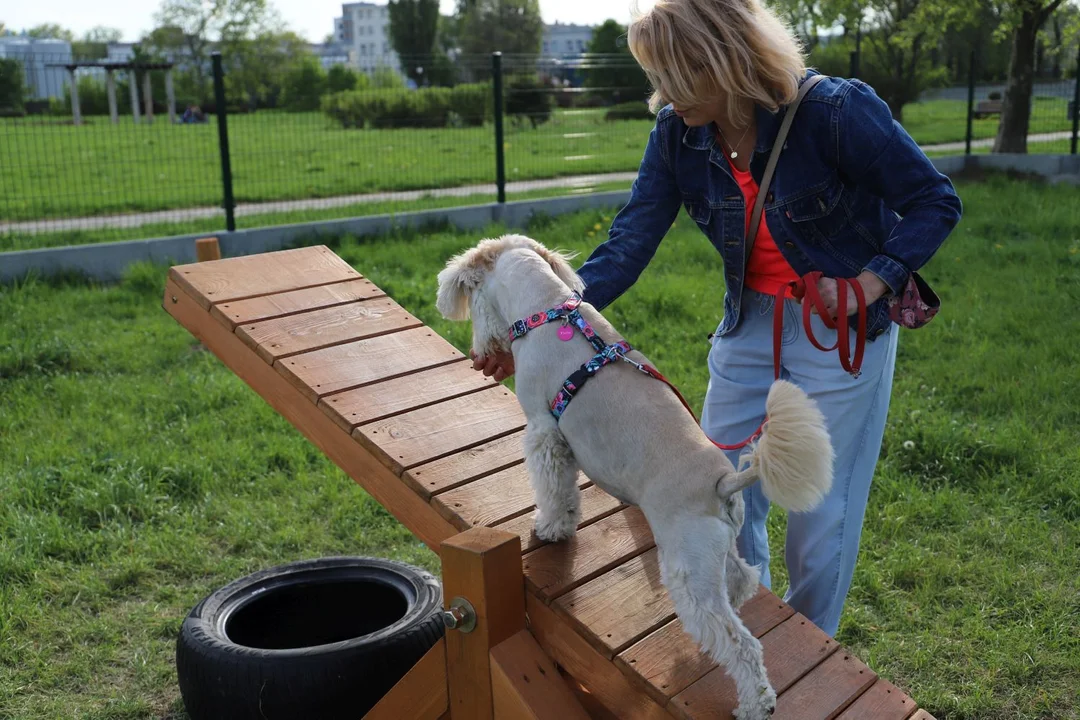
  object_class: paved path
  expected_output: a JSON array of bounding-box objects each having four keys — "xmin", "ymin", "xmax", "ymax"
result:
[{"xmin": 2, "ymin": 131, "xmax": 1071, "ymax": 236}]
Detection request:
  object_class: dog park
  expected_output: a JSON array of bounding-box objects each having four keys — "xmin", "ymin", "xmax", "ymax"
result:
[{"xmin": 3, "ymin": 9, "xmax": 1080, "ymax": 717}]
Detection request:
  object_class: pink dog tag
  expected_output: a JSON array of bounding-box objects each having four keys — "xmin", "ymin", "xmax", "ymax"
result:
[{"xmin": 557, "ymin": 325, "xmax": 574, "ymax": 341}]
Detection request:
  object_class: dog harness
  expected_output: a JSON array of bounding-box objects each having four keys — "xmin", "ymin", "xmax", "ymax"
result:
[{"xmin": 508, "ymin": 273, "xmax": 867, "ymax": 450}]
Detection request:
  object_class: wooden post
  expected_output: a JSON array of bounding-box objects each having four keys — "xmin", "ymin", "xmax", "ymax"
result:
[
  {"xmin": 68, "ymin": 69, "xmax": 82, "ymax": 126},
  {"xmin": 195, "ymin": 237, "xmax": 221, "ymax": 262},
  {"xmin": 441, "ymin": 527, "xmax": 526, "ymax": 720},
  {"xmin": 143, "ymin": 71, "xmax": 154, "ymax": 123},
  {"xmin": 106, "ymin": 70, "xmax": 118, "ymax": 125},
  {"xmin": 165, "ymin": 69, "xmax": 176, "ymax": 124},
  {"xmin": 129, "ymin": 71, "xmax": 141, "ymax": 124}
]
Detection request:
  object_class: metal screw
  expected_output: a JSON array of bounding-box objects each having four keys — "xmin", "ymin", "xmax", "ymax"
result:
[
  {"xmin": 171, "ymin": 296, "xmax": 178, "ymax": 304},
  {"xmin": 441, "ymin": 597, "xmax": 476, "ymax": 633}
]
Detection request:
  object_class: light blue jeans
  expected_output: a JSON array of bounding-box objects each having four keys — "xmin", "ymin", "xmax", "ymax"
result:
[{"xmin": 700, "ymin": 289, "xmax": 898, "ymax": 637}]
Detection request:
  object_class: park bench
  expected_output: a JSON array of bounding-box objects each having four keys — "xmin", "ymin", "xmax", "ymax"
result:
[
  {"xmin": 163, "ymin": 242, "xmax": 936, "ymax": 720},
  {"xmin": 972, "ymin": 99, "xmax": 1002, "ymax": 120}
]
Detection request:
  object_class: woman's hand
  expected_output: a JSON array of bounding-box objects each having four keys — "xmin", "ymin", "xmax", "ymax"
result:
[
  {"xmin": 805, "ymin": 271, "xmax": 889, "ymax": 320},
  {"xmin": 470, "ymin": 349, "xmax": 515, "ymax": 382}
]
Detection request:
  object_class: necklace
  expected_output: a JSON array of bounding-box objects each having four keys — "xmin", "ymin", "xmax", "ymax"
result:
[{"xmin": 715, "ymin": 121, "xmax": 752, "ymax": 160}]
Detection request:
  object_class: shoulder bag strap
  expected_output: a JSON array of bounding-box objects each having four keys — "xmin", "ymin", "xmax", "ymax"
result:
[{"xmin": 744, "ymin": 73, "xmax": 827, "ymax": 261}]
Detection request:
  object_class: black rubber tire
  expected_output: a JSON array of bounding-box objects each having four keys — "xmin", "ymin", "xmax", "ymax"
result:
[{"xmin": 176, "ymin": 556, "xmax": 444, "ymax": 720}]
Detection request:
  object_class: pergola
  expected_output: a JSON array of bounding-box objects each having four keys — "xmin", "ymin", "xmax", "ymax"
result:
[{"xmin": 50, "ymin": 61, "xmax": 177, "ymax": 126}]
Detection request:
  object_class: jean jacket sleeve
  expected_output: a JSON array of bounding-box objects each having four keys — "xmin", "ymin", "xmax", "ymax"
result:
[
  {"xmin": 576, "ymin": 121, "xmax": 683, "ymax": 311},
  {"xmin": 837, "ymin": 81, "xmax": 963, "ymax": 295}
]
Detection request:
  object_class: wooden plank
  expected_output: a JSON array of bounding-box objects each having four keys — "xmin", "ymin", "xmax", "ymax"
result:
[
  {"xmin": 522, "ymin": 507, "xmax": 654, "ymax": 601},
  {"xmin": 616, "ymin": 586, "xmax": 794, "ymax": 704},
  {"xmin": 495, "ymin": 484, "xmax": 625, "ymax": 554},
  {"xmin": 363, "ymin": 637, "xmax": 447, "ymax": 720},
  {"xmin": 355, "ymin": 388, "xmax": 526, "ymax": 476},
  {"xmin": 403, "ymin": 430, "xmax": 527, "ymax": 500},
  {"xmin": 442, "ymin": 528, "xmax": 526, "ymax": 720},
  {"xmin": 276, "ymin": 326, "xmax": 465, "ymax": 403},
  {"xmin": 553, "ymin": 547, "xmax": 674, "ymax": 659},
  {"xmin": 435, "ymin": 466, "xmax": 591, "ymax": 532},
  {"xmin": 772, "ymin": 648, "xmax": 877, "ymax": 720},
  {"xmin": 319, "ymin": 359, "xmax": 498, "ymax": 433},
  {"xmin": 170, "ymin": 245, "xmax": 360, "ymax": 310},
  {"xmin": 212, "ymin": 277, "xmax": 385, "ymax": 330},
  {"xmin": 835, "ymin": 677, "xmax": 920, "ymax": 720},
  {"xmin": 195, "ymin": 237, "xmax": 220, "ymax": 262},
  {"xmin": 162, "ymin": 278, "xmax": 457, "ymax": 553},
  {"xmin": 670, "ymin": 611, "xmax": 839, "ymax": 719},
  {"xmin": 526, "ymin": 594, "xmax": 670, "ymax": 720},
  {"xmin": 909, "ymin": 710, "xmax": 936, "ymax": 720},
  {"xmin": 490, "ymin": 629, "xmax": 591, "ymax": 720},
  {"xmin": 238, "ymin": 297, "xmax": 423, "ymax": 364}
]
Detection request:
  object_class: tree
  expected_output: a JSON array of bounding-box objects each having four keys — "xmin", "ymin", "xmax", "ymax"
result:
[
  {"xmin": 993, "ymin": 0, "xmax": 1076, "ymax": 152},
  {"xmin": 583, "ymin": 20, "xmax": 650, "ymax": 104},
  {"xmin": 74, "ymin": 26, "xmax": 123, "ymax": 59},
  {"xmin": 25, "ymin": 24, "xmax": 75, "ymax": 41},
  {"xmin": 387, "ymin": 0, "xmax": 440, "ymax": 84},
  {"xmin": 280, "ymin": 53, "xmax": 327, "ymax": 111},
  {"xmin": 460, "ymin": 0, "xmax": 543, "ymax": 57},
  {"xmin": 0, "ymin": 58, "xmax": 27, "ymax": 116},
  {"xmin": 327, "ymin": 64, "xmax": 359, "ymax": 93}
]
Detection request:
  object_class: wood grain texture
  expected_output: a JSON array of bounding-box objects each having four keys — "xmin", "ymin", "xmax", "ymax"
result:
[
  {"xmin": 670, "ymin": 611, "xmax": 839, "ymax": 719},
  {"xmin": 212, "ymin": 277, "xmax": 384, "ymax": 329},
  {"xmin": 525, "ymin": 594, "xmax": 670, "ymax": 720},
  {"xmin": 553, "ymin": 547, "xmax": 674, "ymax": 659},
  {"xmin": 441, "ymin": 528, "xmax": 526, "ymax": 720},
  {"xmin": 276, "ymin": 326, "xmax": 464, "ymax": 402},
  {"xmin": 523, "ymin": 507, "xmax": 654, "ymax": 601},
  {"xmin": 238, "ymin": 297, "xmax": 422, "ymax": 364},
  {"xmin": 495, "ymin": 484, "xmax": 625, "ymax": 554},
  {"xmin": 319, "ymin": 359, "xmax": 497, "ymax": 433},
  {"xmin": 403, "ymin": 430, "xmax": 527, "ymax": 500},
  {"xmin": 908, "ymin": 710, "xmax": 936, "ymax": 720},
  {"xmin": 170, "ymin": 245, "xmax": 359, "ymax": 310},
  {"xmin": 355, "ymin": 387, "xmax": 526, "ymax": 476},
  {"xmin": 616, "ymin": 585, "xmax": 793, "ymax": 704},
  {"xmin": 835, "ymin": 677, "xmax": 920, "ymax": 720},
  {"xmin": 490, "ymin": 630, "xmax": 591, "ymax": 720},
  {"xmin": 363, "ymin": 637, "xmax": 447, "ymax": 720},
  {"xmin": 434, "ymin": 465, "xmax": 590, "ymax": 532},
  {"xmin": 162, "ymin": 278, "xmax": 457, "ymax": 552},
  {"xmin": 772, "ymin": 649, "xmax": 877, "ymax": 720},
  {"xmin": 195, "ymin": 237, "xmax": 220, "ymax": 262}
]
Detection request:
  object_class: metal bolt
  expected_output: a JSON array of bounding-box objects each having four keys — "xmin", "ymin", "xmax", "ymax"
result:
[
  {"xmin": 441, "ymin": 596, "xmax": 476, "ymax": 633},
  {"xmin": 171, "ymin": 296, "xmax": 178, "ymax": 304}
]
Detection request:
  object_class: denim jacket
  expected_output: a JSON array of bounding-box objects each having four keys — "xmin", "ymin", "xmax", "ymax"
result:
[{"xmin": 576, "ymin": 71, "xmax": 963, "ymax": 342}]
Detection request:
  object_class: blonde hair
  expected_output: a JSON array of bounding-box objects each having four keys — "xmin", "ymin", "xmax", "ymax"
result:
[{"xmin": 628, "ymin": 0, "xmax": 807, "ymax": 125}]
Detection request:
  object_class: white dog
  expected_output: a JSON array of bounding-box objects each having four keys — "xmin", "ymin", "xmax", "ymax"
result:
[{"xmin": 435, "ymin": 233, "xmax": 834, "ymax": 719}]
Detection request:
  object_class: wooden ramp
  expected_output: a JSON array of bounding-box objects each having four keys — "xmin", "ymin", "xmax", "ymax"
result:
[{"xmin": 163, "ymin": 245, "xmax": 933, "ymax": 720}]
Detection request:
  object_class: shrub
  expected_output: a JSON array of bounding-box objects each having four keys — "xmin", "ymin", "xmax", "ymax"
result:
[
  {"xmin": 448, "ymin": 83, "xmax": 491, "ymax": 126},
  {"xmin": 0, "ymin": 58, "xmax": 26, "ymax": 117},
  {"xmin": 322, "ymin": 87, "xmax": 453, "ymax": 129},
  {"xmin": 280, "ymin": 56, "xmax": 328, "ymax": 112},
  {"xmin": 327, "ymin": 65, "xmax": 360, "ymax": 94},
  {"xmin": 988, "ymin": 90, "xmax": 1003, "ymax": 101},
  {"xmin": 504, "ymin": 74, "xmax": 553, "ymax": 127},
  {"xmin": 604, "ymin": 101, "xmax": 653, "ymax": 121}
]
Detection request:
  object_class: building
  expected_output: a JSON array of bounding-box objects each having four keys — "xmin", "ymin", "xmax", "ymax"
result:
[
  {"xmin": 333, "ymin": 2, "xmax": 399, "ymax": 73},
  {"xmin": 308, "ymin": 42, "xmax": 351, "ymax": 70},
  {"xmin": 542, "ymin": 22, "xmax": 595, "ymax": 58},
  {"xmin": 0, "ymin": 36, "xmax": 73, "ymax": 100}
]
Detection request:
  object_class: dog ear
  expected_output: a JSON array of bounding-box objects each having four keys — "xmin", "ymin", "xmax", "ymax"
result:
[
  {"xmin": 435, "ymin": 247, "xmax": 486, "ymax": 320},
  {"xmin": 530, "ymin": 241, "xmax": 586, "ymax": 295}
]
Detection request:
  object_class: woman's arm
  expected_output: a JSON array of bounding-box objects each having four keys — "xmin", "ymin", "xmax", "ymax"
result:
[
  {"xmin": 836, "ymin": 80, "xmax": 964, "ymax": 297},
  {"xmin": 577, "ymin": 119, "xmax": 683, "ymax": 311}
]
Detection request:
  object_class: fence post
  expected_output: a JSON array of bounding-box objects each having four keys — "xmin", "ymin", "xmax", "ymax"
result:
[
  {"xmin": 211, "ymin": 52, "xmax": 236, "ymax": 233},
  {"xmin": 849, "ymin": 50, "xmax": 859, "ymax": 79},
  {"xmin": 1071, "ymin": 45, "xmax": 1079, "ymax": 155},
  {"xmin": 492, "ymin": 52, "xmax": 506, "ymax": 204},
  {"xmin": 965, "ymin": 49, "xmax": 977, "ymax": 156}
]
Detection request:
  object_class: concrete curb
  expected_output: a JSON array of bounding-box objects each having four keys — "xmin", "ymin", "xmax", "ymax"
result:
[
  {"xmin": 2, "ymin": 153, "xmax": 1077, "ymax": 285},
  {"xmin": 0, "ymin": 190, "xmax": 631, "ymax": 284}
]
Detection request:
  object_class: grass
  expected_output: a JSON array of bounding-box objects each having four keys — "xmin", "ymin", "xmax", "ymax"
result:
[
  {"xmin": 3, "ymin": 97, "xmax": 1074, "ymax": 228},
  {"xmin": 2, "ymin": 173, "xmax": 1078, "ymax": 718}
]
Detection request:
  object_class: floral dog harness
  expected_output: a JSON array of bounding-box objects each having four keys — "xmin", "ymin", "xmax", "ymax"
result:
[{"xmin": 508, "ymin": 292, "xmax": 655, "ymax": 419}]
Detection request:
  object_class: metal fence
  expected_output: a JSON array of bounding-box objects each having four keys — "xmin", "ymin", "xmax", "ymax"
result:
[{"xmin": 1, "ymin": 48, "xmax": 1078, "ymax": 253}]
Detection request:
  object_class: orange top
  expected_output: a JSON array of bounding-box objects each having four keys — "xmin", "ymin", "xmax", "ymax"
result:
[{"xmin": 727, "ymin": 156, "xmax": 799, "ymax": 298}]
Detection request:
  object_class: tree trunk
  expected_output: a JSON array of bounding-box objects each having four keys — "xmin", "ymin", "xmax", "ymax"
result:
[{"xmin": 993, "ymin": 9, "xmax": 1040, "ymax": 153}]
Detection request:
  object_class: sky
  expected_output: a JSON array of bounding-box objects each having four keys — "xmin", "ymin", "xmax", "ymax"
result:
[{"xmin": 4, "ymin": 0, "xmax": 638, "ymax": 44}]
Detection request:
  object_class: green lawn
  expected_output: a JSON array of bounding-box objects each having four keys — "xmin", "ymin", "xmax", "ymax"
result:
[
  {"xmin": 2, "ymin": 173, "xmax": 1078, "ymax": 719},
  {"xmin": 900, "ymin": 95, "xmax": 1075, "ymax": 146}
]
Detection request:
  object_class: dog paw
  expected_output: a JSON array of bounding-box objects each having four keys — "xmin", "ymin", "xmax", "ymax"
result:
[{"xmin": 534, "ymin": 511, "xmax": 578, "ymax": 542}]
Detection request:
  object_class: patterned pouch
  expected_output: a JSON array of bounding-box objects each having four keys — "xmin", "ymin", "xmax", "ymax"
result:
[{"xmin": 888, "ymin": 271, "xmax": 940, "ymax": 329}]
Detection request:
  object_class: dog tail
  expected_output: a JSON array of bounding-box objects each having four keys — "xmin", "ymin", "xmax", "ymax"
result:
[{"xmin": 721, "ymin": 379, "xmax": 834, "ymax": 513}]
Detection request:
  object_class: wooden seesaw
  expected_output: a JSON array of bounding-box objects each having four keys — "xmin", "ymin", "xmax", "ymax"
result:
[{"xmin": 162, "ymin": 241, "xmax": 935, "ymax": 720}]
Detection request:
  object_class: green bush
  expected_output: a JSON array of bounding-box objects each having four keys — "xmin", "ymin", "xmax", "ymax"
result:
[
  {"xmin": 327, "ymin": 64, "xmax": 360, "ymax": 93},
  {"xmin": 604, "ymin": 101, "xmax": 653, "ymax": 121},
  {"xmin": 0, "ymin": 58, "xmax": 26, "ymax": 117},
  {"xmin": 323, "ymin": 83, "xmax": 492, "ymax": 129},
  {"xmin": 505, "ymin": 74, "xmax": 553, "ymax": 127},
  {"xmin": 280, "ymin": 56, "xmax": 328, "ymax": 112}
]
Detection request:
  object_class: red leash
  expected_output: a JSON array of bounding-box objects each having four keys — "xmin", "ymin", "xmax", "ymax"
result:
[{"xmin": 641, "ymin": 272, "xmax": 867, "ymax": 450}]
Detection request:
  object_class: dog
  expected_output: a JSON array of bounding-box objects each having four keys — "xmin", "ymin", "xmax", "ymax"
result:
[{"xmin": 435, "ymin": 233, "xmax": 834, "ymax": 719}]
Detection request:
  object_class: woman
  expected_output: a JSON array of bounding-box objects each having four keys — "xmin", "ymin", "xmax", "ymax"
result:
[{"xmin": 473, "ymin": 0, "xmax": 962, "ymax": 638}]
